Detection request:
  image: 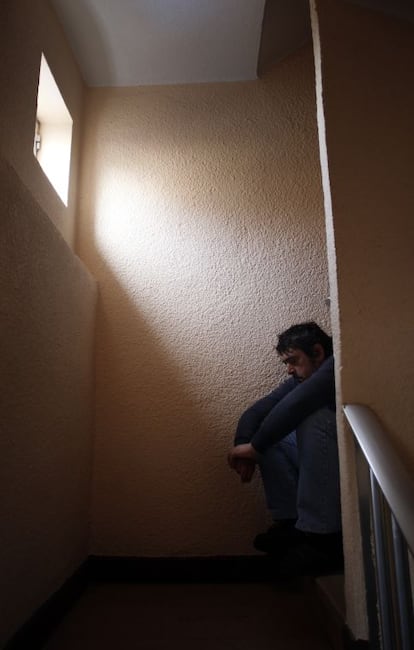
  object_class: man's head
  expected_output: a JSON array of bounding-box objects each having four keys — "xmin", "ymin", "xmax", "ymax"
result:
[{"xmin": 275, "ymin": 321, "xmax": 333, "ymax": 382}]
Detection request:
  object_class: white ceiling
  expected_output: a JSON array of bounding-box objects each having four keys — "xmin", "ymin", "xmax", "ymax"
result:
[
  {"xmin": 50, "ymin": 0, "xmax": 414, "ymax": 89},
  {"xmin": 51, "ymin": 0, "xmax": 267, "ymax": 87}
]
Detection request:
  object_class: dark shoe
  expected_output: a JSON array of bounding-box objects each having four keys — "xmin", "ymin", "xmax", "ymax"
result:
[
  {"xmin": 276, "ymin": 532, "xmax": 344, "ymax": 577},
  {"xmin": 253, "ymin": 519, "xmax": 298, "ymax": 554}
]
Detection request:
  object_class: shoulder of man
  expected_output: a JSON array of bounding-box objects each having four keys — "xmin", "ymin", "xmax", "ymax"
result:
[{"xmin": 300, "ymin": 354, "xmax": 336, "ymax": 400}]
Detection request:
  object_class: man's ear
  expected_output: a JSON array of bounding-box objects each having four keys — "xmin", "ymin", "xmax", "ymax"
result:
[{"xmin": 312, "ymin": 343, "xmax": 326, "ymax": 363}]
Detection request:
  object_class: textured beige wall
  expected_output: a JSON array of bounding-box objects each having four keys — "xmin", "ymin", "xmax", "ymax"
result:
[
  {"xmin": 312, "ymin": 0, "xmax": 414, "ymax": 640},
  {"xmin": 0, "ymin": 2, "xmax": 97, "ymax": 646},
  {"xmin": 0, "ymin": 158, "xmax": 97, "ymax": 647},
  {"xmin": 0, "ymin": 0, "xmax": 84, "ymax": 246},
  {"xmin": 77, "ymin": 46, "xmax": 330, "ymax": 556}
]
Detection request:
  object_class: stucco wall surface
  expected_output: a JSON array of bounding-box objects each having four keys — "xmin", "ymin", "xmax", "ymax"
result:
[
  {"xmin": 0, "ymin": 157, "xmax": 97, "ymax": 647},
  {"xmin": 0, "ymin": 0, "xmax": 85, "ymax": 246},
  {"xmin": 0, "ymin": 2, "xmax": 96, "ymax": 644},
  {"xmin": 78, "ymin": 46, "xmax": 330, "ymax": 556},
  {"xmin": 312, "ymin": 0, "xmax": 414, "ymax": 640}
]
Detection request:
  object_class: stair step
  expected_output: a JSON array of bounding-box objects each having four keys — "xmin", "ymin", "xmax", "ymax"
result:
[{"xmin": 308, "ymin": 573, "xmax": 346, "ymax": 650}]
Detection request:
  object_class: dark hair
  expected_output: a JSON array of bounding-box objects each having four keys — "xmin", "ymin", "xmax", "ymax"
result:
[{"xmin": 276, "ymin": 321, "xmax": 333, "ymax": 358}]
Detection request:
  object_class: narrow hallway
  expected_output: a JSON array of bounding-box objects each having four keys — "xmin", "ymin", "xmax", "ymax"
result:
[{"xmin": 42, "ymin": 581, "xmax": 332, "ymax": 649}]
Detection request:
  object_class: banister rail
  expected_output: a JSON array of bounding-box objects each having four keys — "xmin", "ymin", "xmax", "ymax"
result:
[
  {"xmin": 343, "ymin": 403, "xmax": 414, "ymax": 650},
  {"xmin": 343, "ymin": 404, "xmax": 414, "ymax": 554}
]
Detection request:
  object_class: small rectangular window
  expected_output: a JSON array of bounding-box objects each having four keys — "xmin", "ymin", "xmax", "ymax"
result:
[{"xmin": 34, "ymin": 54, "xmax": 73, "ymax": 206}]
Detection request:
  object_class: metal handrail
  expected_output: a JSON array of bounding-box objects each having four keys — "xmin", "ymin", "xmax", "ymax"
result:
[
  {"xmin": 343, "ymin": 404, "xmax": 414, "ymax": 554},
  {"xmin": 343, "ymin": 403, "xmax": 414, "ymax": 650}
]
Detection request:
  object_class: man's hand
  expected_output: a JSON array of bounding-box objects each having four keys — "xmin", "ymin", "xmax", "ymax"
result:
[
  {"xmin": 228, "ymin": 443, "xmax": 258, "ymax": 463},
  {"xmin": 235, "ymin": 459, "xmax": 256, "ymax": 482},
  {"xmin": 228, "ymin": 443, "xmax": 258, "ymax": 482}
]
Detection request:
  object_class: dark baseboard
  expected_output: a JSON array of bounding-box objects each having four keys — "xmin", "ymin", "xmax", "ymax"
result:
[
  {"xmin": 88, "ymin": 554, "xmax": 275, "ymax": 583},
  {"xmin": 4, "ymin": 560, "xmax": 89, "ymax": 650}
]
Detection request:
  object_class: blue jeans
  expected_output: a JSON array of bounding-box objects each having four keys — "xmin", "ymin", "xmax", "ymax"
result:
[{"xmin": 258, "ymin": 407, "xmax": 341, "ymax": 534}]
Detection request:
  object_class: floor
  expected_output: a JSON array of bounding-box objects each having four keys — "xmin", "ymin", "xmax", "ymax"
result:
[{"xmin": 43, "ymin": 581, "xmax": 333, "ymax": 649}]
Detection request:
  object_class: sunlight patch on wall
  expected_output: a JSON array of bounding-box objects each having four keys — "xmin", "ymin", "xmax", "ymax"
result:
[
  {"xmin": 92, "ymin": 167, "xmax": 205, "ymax": 301},
  {"xmin": 34, "ymin": 54, "xmax": 73, "ymax": 206}
]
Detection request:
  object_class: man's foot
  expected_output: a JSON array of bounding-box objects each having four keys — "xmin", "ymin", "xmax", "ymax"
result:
[
  {"xmin": 276, "ymin": 531, "xmax": 343, "ymax": 577},
  {"xmin": 253, "ymin": 519, "xmax": 298, "ymax": 554}
]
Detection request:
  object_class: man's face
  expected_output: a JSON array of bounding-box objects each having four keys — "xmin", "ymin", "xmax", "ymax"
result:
[{"xmin": 280, "ymin": 346, "xmax": 325, "ymax": 382}]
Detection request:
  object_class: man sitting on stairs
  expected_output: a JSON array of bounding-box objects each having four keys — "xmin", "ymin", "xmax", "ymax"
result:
[{"xmin": 228, "ymin": 321, "xmax": 343, "ymax": 576}]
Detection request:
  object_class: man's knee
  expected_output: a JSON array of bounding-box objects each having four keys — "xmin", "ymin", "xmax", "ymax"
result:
[{"xmin": 296, "ymin": 407, "xmax": 337, "ymax": 439}]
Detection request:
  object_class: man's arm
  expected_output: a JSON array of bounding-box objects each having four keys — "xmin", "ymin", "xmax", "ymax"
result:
[
  {"xmin": 229, "ymin": 378, "xmax": 295, "ymax": 481},
  {"xmin": 234, "ymin": 377, "xmax": 296, "ymax": 445},
  {"xmin": 250, "ymin": 356, "xmax": 335, "ymax": 453}
]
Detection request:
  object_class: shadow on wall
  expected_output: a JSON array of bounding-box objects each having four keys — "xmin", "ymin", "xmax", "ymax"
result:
[
  {"xmin": 258, "ymin": 0, "xmax": 312, "ymax": 76},
  {"xmin": 0, "ymin": 156, "xmax": 97, "ymax": 647},
  {"xmin": 89, "ymin": 252, "xmax": 269, "ymax": 557}
]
